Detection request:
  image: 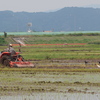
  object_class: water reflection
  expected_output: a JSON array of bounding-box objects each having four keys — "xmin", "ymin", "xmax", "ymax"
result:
[{"xmin": 0, "ymin": 92, "xmax": 100, "ymax": 100}]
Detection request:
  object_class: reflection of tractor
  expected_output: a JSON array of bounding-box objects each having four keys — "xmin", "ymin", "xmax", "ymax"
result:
[{"xmin": 0, "ymin": 49, "xmax": 34, "ymax": 68}]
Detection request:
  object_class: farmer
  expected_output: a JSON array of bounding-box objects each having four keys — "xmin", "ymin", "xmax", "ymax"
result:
[{"xmin": 5, "ymin": 44, "xmax": 16, "ymax": 54}]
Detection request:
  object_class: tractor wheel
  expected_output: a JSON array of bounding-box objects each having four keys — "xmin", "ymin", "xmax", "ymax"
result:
[
  {"xmin": 3, "ymin": 59, "xmax": 10, "ymax": 66},
  {"xmin": 0, "ymin": 55, "xmax": 11, "ymax": 67}
]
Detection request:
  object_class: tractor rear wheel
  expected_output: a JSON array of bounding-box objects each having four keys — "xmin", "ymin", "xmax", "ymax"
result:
[
  {"xmin": 0, "ymin": 55, "xmax": 11, "ymax": 67},
  {"xmin": 3, "ymin": 59, "xmax": 10, "ymax": 66}
]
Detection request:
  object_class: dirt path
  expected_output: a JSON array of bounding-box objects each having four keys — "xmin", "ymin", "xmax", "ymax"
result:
[{"xmin": 13, "ymin": 38, "xmax": 26, "ymax": 46}]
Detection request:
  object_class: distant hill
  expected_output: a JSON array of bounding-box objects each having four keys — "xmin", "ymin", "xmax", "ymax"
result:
[{"xmin": 0, "ymin": 7, "xmax": 100, "ymax": 32}]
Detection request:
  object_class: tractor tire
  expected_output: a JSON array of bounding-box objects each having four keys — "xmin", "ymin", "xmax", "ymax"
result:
[{"xmin": 0, "ymin": 55, "xmax": 11, "ymax": 67}]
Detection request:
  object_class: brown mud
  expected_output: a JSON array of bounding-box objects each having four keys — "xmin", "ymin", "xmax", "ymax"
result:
[{"xmin": 32, "ymin": 59, "xmax": 100, "ymax": 69}]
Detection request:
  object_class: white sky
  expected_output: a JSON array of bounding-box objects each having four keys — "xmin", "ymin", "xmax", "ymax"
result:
[{"xmin": 0, "ymin": 0, "xmax": 100, "ymax": 12}]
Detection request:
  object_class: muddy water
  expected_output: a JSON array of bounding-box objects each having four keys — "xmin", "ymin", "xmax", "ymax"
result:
[
  {"xmin": 0, "ymin": 93, "xmax": 100, "ymax": 100},
  {"xmin": 0, "ymin": 71, "xmax": 100, "ymax": 100}
]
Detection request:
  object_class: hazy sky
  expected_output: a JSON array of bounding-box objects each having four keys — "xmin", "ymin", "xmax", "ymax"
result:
[{"xmin": 0, "ymin": 0, "xmax": 100, "ymax": 12}]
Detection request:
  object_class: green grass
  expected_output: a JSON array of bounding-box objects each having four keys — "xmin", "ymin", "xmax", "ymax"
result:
[
  {"xmin": 23, "ymin": 35, "xmax": 100, "ymax": 44},
  {"xmin": 1, "ymin": 44, "xmax": 100, "ymax": 60},
  {"xmin": 1, "ymin": 34, "xmax": 100, "ymax": 60},
  {"xmin": 0, "ymin": 68, "xmax": 100, "ymax": 72},
  {"xmin": 0, "ymin": 37, "xmax": 7, "ymax": 45},
  {"xmin": 12, "ymin": 44, "xmax": 100, "ymax": 60},
  {"xmin": 3, "ymin": 33, "xmax": 100, "ymax": 44}
]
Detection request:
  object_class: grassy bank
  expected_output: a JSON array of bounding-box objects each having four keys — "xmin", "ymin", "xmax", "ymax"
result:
[
  {"xmin": 22, "ymin": 34, "xmax": 100, "ymax": 44},
  {"xmin": 3, "ymin": 33, "xmax": 100, "ymax": 44}
]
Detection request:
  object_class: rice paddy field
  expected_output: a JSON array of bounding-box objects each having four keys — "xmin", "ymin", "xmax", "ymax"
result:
[
  {"xmin": 0, "ymin": 33, "xmax": 100, "ymax": 99},
  {"xmin": 0, "ymin": 69, "xmax": 100, "ymax": 100}
]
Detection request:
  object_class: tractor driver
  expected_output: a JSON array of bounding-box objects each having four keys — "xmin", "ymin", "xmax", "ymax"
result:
[{"xmin": 5, "ymin": 44, "xmax": 16, "ymax": 54}]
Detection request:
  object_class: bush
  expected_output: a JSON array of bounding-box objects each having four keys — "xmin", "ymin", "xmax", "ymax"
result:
[{"xmin": 0, "ymin": 37, "xmax": 7, "ymax": 45}]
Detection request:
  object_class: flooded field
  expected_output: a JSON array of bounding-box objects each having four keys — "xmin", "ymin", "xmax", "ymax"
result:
[
  {"xmin": 0, "ymin": 69, "xmax": 100, "ymax": 100},
  {"xmin": 0, "ymin": 92, "xmax": 100, "ymax": 100}
]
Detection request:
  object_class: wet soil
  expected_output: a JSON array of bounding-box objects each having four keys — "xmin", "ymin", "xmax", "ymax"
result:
[
  {"xmin": 32, "ymin": 59, "xmax": 100, "ymax": 69},
  {"xmin": 0, "ymin": 59, "xmax": 100, "ymax": 99},
  {"xmin": 0, "ymin": 71, "xmax": 100, "ymax": 95}
]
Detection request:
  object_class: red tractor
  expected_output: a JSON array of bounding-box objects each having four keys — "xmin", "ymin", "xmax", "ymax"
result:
[{"xmin": 0, "ymin": 51, "xmax": 34, "ymax": 68}]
